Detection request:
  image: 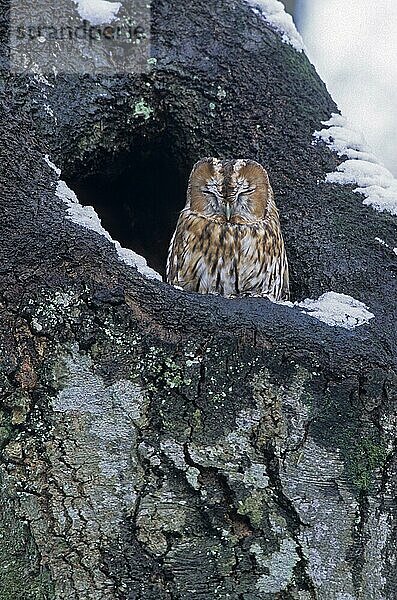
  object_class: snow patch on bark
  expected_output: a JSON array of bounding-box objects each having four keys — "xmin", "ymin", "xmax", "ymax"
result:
[
  {"xmin": 44, "ymin": 154, "xmax": 61, "ymax": 176},
  {"xmin": 44, "ymin": 156, "xmax": 161, "ymax": 281},
  {"xmin": 245, "ymin": 0, "xmax": 304, "ymax": 52},
  {"xmin": 74, "ymin": 0, "xmax": 121, "ymax": 25},
  {"xmin": 295, "ymin": 292, "xmax": 375, "ymax": 330},
  {"xmin": 375, "ymin": 237, "xmax": 397, "ymax": 256},
  {"xmin": 314, "ymin": 114, "xmax": 397, "ymax": 216},
  {"xmin": 56, "ymin": 180, "xmax": 161, "ymax": 280}
]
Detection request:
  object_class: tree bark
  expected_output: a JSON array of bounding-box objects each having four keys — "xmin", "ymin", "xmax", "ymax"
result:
[
  {"xmin": 282, "ymin": 0, "xmax": 296, "ymax": 17},
  {"xmin": 0, "ymin": 0, "xmax": 396, "ymax": 599}
]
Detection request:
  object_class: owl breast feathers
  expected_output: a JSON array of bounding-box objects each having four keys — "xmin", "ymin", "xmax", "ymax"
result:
[{"xmin": 167, "ymin": 158, "xmax": 289, "ymax": 301}]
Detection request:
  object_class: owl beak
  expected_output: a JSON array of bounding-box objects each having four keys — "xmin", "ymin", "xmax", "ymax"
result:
[{"xmin": 224, "ymin": 203, "xmax": 232, "ymax": 221}]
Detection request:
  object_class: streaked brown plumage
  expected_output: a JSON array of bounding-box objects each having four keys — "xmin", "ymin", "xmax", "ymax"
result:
[{"xmin": 167, "ymin": 158, "xmax": 289, "ymax": 301}]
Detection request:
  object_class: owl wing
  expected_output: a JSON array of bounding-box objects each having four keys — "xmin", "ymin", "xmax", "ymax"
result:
[
  {"xmin": 262, "ymin": 212, "xmax": 290, "ymax": 302},
  {"xmin": 280, "ymin": 252, "xmax": 290, "ymax": 301},
  {"xmin": 167, "ymin": 211, "xmax": 224, "ymax": 293},
  {"xmin": 166, "ymin": 211, "xmax": 197, "ymax": 288},
  {"xmin": 166, "ymin": 218, "xmax": 182, "ymax": 285},
  {"xmin": 236, "ymin": 217, "xmax": 290, "ymax": 302},
  {"xmin": 263, "ymin": 231, "xmax": 289, "ymax": 302}
]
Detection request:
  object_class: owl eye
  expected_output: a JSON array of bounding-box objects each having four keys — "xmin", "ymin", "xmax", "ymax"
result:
[
  {"xmin": 203, "ymin": 190, "xmax": 218, "ymax": 200},
  {"xmin": 237, "ymin": 188, "xmax": 255, "ymax": 201}
]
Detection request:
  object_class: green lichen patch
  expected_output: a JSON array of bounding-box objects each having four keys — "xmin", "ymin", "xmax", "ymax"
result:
[
  {"xmin": 138, "ymin": 346, "xmax": 189, "ymax": 393},
  {"xmin": 0, "ymin": 494, "xmax": 54, "ymax": 599},
  {"xmin": 350, "ymin": 436, "xmax": 388, "ymax": 492},
  {"xmin": 133, "ymin": 99, "xmax": 154, "ymax": 120},
  {"xmin": 237, "ymin": 492, "xmax": 268, "ymax": 529}
]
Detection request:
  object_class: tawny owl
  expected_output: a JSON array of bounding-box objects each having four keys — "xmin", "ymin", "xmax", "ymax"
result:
[{"xmin": 166, "ymin": 158, "xmax": 289, "ymax": 301}]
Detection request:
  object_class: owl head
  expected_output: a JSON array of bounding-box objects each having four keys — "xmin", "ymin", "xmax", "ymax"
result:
[{"xmin": 186, "ymin": 158, "xmax": 273, "ymax": 224}]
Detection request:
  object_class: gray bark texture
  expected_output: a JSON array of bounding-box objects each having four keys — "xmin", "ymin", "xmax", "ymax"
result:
[
  {"xmin": 0, "ymin": 0, "xmax": 396, "ymax": 598},
  {"xmin": 281, "ymin": 0, "xmax": 295, "ymax": 17}
]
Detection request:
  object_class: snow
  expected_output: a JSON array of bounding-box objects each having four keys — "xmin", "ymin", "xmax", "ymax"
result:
[
  {"xmin": 375, "ymin": 238, "xmax": 397, "ymax": 255},
  {"xmin": 44, "ymin": 104, "xmax": 56, "ymax": 121},
  {"xmin": 44, "ymin": 157, "xmax": 161, "ymax": 281},
  {"xmin": 33, "ymin": 71, "xmax": 53, "ymax": 88},
  {"xmin": 295, "ymin": 292, "xmax": 375, "ymax": 330},
  {"xmin": 74, "ymin": 0, "xmax": 121, "ymax": 25},
  {"xmin": 314, "ymin": 114, "xmax": 397, "ymax": 217},
  {"xmin": 44, "ymin": 154, "xmax": 61, "ymax": 177},
  {"xmin": 245, "ymin": 0, "xmax": 304, "ymax": 52},
  {"xmin": 313, "ymin": 114, "xmax": 378, "ymax": 164}
]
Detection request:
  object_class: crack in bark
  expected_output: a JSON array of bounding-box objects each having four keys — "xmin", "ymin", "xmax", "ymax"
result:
[{"xmin": 263, "ymin": 443, "xmax": 317, "ymax": 599}]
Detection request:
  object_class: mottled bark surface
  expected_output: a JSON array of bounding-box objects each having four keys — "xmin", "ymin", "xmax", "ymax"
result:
[{"xmin": 0, "ymin": 0, "xmax": 396, "ymax": 599}]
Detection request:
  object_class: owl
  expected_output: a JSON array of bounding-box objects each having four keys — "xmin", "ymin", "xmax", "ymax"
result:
[{"xmin": 166, "ymin": 158, "xmax": 289, "ymax": 301}]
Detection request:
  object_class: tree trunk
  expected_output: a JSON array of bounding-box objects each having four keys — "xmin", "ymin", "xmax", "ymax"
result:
[
  {"xmin": 282, "ymin": 0, "xmax": 296, "ymax": 17},
  {"xmin": 0, "ymin": 0, "xmax": 396, "ymax": 599}
]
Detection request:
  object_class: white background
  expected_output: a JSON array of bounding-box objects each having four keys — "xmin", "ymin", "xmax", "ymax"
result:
[{"xmin": 294, "ymin": 0, "xmax": 397, "ymax": 176}]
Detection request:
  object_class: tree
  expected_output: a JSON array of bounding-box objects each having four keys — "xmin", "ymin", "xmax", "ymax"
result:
[
  {"xmin": 282, "ymin": 0, "xmax": 296, "ymax": 17},
  {"xmin": 0, "ymin": 0, "xmax": 396, "ymax": 598}
]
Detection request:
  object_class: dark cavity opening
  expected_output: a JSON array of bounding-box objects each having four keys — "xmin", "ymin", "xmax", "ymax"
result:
[{"xmin": 65, "ymin": 136, "xmax": 190, "ymax": 278}]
